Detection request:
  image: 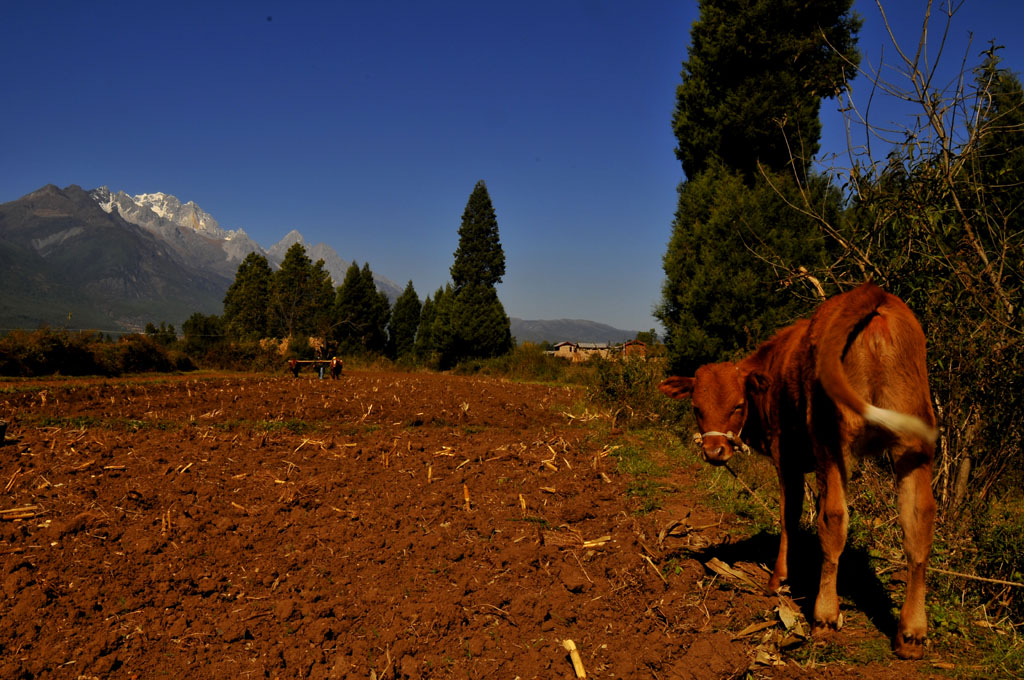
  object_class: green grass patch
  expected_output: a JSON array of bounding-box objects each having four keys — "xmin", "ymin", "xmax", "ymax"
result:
[
  {"xmin": 35, "ymin": 415, "xmax": 103, "ymax": 429},
  {"xmin": 611, "ymin": 443, "xmax": 672, "ymax": 514},
  {"xmin": 29, "ymin": 414, "xmax": 179, "ymax": 432},
  {"xmin": 513, "ymin": 516, "xmax": 551, "ymax": 528},
  {"xmin": 255, "ymin": 419, "xmax": 318, "ymax": 434}
]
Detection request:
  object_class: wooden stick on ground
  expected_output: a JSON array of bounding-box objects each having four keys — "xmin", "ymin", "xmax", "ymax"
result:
[
  {"xmin": 562, "ymin": 639, "xmax": 587, "ymax": 678},
  {"xmin": 928, "ymin": 566, "xmax": 1024, "ymax": 588},
  {"xmin": 642, "ymin": 554, "xmax": 668, "ymax": 585},
  {"xmin": 4, "ymin": 468, "xmax": 21, "ymax": 493},
  {"xmin": 0, "ymin": 505, "xmax": 42, "ymax": 521}
]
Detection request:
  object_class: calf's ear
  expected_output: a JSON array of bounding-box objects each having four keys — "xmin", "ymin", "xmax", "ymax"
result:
[
  {"xmin": 659, "ymin": 376, "xmax": 695, "ymax": 400},
  {"xmin": 745, "ymin": 371, "xmax": 771, "ymax": 394}
]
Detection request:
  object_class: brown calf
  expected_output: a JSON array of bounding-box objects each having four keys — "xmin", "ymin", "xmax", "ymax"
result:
[{"xmin": 659, "ymin": 282, "xmax": 937, "ymax": 659}]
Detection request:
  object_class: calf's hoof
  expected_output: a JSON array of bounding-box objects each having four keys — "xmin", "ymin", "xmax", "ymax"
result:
[
  {"xmin": 894, "ymin": 632, "xmax": 925, "ymax": 660},
  {"xmin": 811, "ymin": 612, "xmax": 843, "ymax": 634}
]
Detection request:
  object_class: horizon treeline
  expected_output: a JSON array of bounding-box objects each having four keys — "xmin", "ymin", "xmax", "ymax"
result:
[{"xmin": 183, "ymin": 180, "xmax": 513, "ymax": 370}]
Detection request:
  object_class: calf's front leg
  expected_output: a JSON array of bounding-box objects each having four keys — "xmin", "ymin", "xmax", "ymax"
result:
[{"xmin": 769, "ymin": 460, "xmax": 805, "ymax": 592}]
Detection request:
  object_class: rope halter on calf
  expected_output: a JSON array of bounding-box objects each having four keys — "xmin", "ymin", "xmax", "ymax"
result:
[{"xmin": 692, "ymin": 430, "xmax": 752, "ymax": 456}]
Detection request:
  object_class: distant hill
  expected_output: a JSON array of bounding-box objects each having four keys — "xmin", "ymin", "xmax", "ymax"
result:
[{"xmin": 510, "ymin": 318, "xmax": 637, "ymax": 345}]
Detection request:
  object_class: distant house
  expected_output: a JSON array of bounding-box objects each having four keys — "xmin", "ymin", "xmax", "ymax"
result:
[
  {"xmin": 622, "ymin": 339, "xmax": 647, "ymax": 359},
  {"xmin": 552, "ymin": 341, "xmax": 614, "ymax": 361},
  {"xmin": 553, "ymin": 341, "xmax": 580, "ymax": 360},
  {"xmin": 579, "ymin": 342, "xmax": 613, "ymax": 359}
]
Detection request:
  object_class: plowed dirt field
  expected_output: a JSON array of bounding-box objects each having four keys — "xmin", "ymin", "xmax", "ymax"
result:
[{"xmin": 0, "ymin": 371, "xmax": 950, "ymax": 678}]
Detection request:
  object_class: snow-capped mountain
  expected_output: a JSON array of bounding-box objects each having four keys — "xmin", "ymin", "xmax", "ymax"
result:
[
  {"xmin": 90, "ymin": 187, "xmax": 402, "ymax": 299},
  {"xmin": 90, "ymin": 187, "xmax": 264, "ymax": 279},
  {"xmin": 131, "ymin": 192, "xmax": 225, "ymax": 237}
]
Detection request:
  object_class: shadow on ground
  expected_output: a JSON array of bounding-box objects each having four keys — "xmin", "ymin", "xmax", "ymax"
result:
[{"xmin": 686, "ymin": 527, "xmax": 899, "ymax": 640}]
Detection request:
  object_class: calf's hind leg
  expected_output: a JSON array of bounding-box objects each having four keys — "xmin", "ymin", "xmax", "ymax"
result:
[
  {"xmin": 813, "ymin": 458, "xmax": 848, "ymax": 631},
  {"xmin": 893, "ymin": 450, "xmax": 935, "ymax": 660}
]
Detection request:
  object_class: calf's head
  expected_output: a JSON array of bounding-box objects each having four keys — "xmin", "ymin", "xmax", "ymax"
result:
[{"xmin": 659, "ymin": 363, "xmax": 769, "ymax": 466}]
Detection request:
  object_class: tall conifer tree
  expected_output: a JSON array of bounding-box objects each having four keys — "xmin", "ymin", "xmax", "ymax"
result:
[
  {"xmin": 222, "ymin": 252, "xmax": 273, "ymax": 340},
  {"xmin": 659, "ymin": 0, "xmax": 858, "ymax": 374},
  {"xmin": 414, "ymin": 291, "xmax": 437, "ymax": 360},
  {"xmin": 388, "ymin": 281, "xmax": 421, "ymax": 360},
  {"xmin": 673, "ymin": 0, "xmax": 860, "ymax": 180},
  {"xmin": 333, "ymin": 261, "xmax": 391, "ymax": 355},
  {"xmin": 268, "ymin": 243, "xmax": 334, "ymax": 339},
  {"xmin": 431, "ymin": 284, "xmax": 456, "ymax": 367},
  {"xmin": 451, "ymin": 180, "xmax": 506, "ymax": 290},
  {"xmin": 444, "ymin": 180, "xmax": 512, "ymax": 367}
]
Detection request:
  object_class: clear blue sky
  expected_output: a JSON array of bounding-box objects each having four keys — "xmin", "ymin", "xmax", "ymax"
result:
[{"xmin": 3, "ymin": 1, "xmax": 1022, "ymax": 332}]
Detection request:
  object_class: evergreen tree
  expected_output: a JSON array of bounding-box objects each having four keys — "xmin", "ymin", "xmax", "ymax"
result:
[
  {"xmin": 658, "ymin": 163, "xmax": 837, "ymax": 374},
  {"xmin": 414, "ymin": 292, "xmax": 437, "ymax": 360},
  {"xmin": 443, "ymin": 181, "xmax": 513, "ymax": 366},
  {"xmin": 973, "ymin": 49, "xmax": 1024, "ymax": 238},
  {"xmin": 332, "ymin": 263, "xmax": 364, "ymax": 354},
  {"xmin": 361, "ymin": 263, "xmax": 391, "ymax": 354},
  {"xmin": 268, "ymin": 243, "xmax": 334, "ymax": 339},
  {"xmin": 659, "ymin": 0, "xmax": 857, "ymax": 374},
  {"xmin": 182, "ymin": 312, "xmax": 224, "ymax": 357},
  {"xmin": 673, "ymin": 0, "xmax": 860, "ymax": 180},
  {"xmin": 222, "ymin": 252, "xmax": 273, "ymax": 340},
  {"xmin": 451, "ymin": 180, "xmax": 506, "ymax": 289},
  {"xmin": 449, "ymin": 282, "xmax": 512, "ymax": 365},
  {"xmin": 431, "ymin": 284, "xmax": 456, "ymax": 367},
  {"xmin": 388, "ymin": 281, "xmax": 421, "ymax": 360},
  {"xmin": 333, "ymin": 262, "xmax": 391, "ymax": 355}
]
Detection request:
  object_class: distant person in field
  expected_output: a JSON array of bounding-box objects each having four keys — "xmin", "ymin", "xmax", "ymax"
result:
[
  {"xmin": 288, "ymin": 359, "xmax": 300, "ymax": 378},
  {"xmin": 330, "ymin": 357, "xmax": 343, "ymax": 379}
]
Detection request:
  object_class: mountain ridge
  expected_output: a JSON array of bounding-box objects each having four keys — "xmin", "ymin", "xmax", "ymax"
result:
[{"xmin": 509, "ymin": 317, "xmax": 637, "ymax": 344}]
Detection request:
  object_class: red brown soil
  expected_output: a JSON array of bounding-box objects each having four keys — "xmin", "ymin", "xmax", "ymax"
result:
[{"xmin": 0, "ymin": 371, "xmax": 952, "ymax": 678}]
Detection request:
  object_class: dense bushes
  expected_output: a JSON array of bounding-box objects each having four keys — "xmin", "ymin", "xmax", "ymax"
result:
[
  {"xmin": 185, "ymin": 338, "xmax": 291, "ymax": 373},
  {"xmin": 0, "ymin": 328, "xmax": 193, "ymax": 377},
  {"xmin": 586, "ymin": 355, "xmax": 686, "ymax": 429},
  {"xmin": 451, "ymin": 342, "xmax": 578, "ymax": 383}
]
